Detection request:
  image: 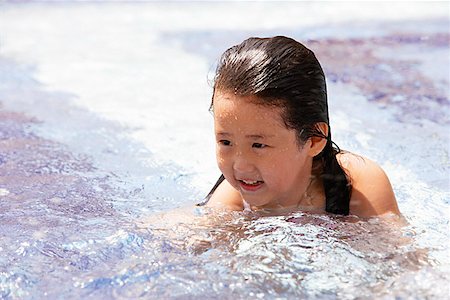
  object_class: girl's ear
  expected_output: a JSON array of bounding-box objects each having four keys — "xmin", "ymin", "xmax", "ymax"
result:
[{"xmin": 307, "ymin": 122, "xmax": 329, "ymax": 157}]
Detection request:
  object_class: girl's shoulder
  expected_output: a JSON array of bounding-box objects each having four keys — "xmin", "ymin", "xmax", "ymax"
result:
[
  {"xmin": 337, "ymin": 152, "xmax": 400, "ymax": 217},
  {"xmin": 206, "ymin": 178, "xmax": 244, "ymax": 211}
]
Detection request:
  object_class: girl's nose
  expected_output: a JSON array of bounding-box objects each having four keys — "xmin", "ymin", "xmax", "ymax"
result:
[{"xmin": 232, "ymin": 152, "xmax": 255, "ymax": 174}]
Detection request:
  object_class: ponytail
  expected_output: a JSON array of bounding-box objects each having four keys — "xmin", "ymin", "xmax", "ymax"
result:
[{"xmin": 319, "ymin": 131, "xmax": 351, "ymax": 215}]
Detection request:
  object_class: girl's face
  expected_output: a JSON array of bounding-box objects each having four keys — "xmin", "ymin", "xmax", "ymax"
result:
[{"xmin": 213, "ymin": 91, "xmax": 314, "ymax": 209}]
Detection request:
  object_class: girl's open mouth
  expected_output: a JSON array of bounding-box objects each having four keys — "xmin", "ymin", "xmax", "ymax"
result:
[{"xmin": 239, "ymin": 180, "xmax": 264, "ymax": 192}]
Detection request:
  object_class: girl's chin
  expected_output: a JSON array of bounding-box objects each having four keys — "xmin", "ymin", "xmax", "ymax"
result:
[{"xmin": 241, "ymin": 196, "xmax": 274, "ymax": 209}]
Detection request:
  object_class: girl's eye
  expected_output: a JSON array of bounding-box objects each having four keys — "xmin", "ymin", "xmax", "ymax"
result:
[
  {"xmin": 219, "ymin": 140, "xmax": 231, "ymax": 146},
  {"xmin": 252, "ymin": 143, "xmax": 267, "ymax": 149}
]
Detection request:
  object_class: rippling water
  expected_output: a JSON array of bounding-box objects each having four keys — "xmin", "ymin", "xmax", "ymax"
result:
[{"xmin": 0, "ymin": 2, "xmax": 449, "ymax": 299}]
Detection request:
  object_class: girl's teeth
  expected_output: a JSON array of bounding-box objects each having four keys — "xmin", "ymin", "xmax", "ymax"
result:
[{"xmin": 243, "ymin": 180, "xmax": 259, "ymax": 185}]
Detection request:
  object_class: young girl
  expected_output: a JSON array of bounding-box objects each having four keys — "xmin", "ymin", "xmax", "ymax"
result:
[{"xmin": 201, "ymin": 36, "xmax": 400, "ymax": 218}]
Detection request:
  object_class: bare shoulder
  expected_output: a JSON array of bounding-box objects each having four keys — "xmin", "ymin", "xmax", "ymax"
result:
[
  {"xmin": 206, "ymin": 178, "xmax": 243, "ymax": 211},
  {"xmin": 337, "ymin": 152, "xmax": 400, "ymax": 218}
]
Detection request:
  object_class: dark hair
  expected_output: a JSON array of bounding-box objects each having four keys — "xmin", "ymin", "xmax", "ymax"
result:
[{"xmin": 208, "ymin": 36, "xmax": 351, "ymax": 215}]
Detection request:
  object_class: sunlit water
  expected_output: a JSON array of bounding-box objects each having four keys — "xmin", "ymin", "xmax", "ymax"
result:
[{"xmin": 0, "ymin": 2, "xmax": 449, "ymax": 299}]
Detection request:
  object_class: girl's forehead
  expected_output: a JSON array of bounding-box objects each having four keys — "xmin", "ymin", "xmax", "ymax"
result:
[
  {"xmin": 213, "ymin": 93, "xmax": 297, "ymax": 141},
  {"xmin": 213, "ymin": 92, "xmax": 284, "ymax": 122}
]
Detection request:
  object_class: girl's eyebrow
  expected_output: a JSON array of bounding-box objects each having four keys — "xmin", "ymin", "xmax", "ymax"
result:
[
  {"xmin": 216, "ymin": 132, "xmax": 231, "ymax": 137},
  {"xmin": 246, "ymin": 134, "xmax": 275, "ymax": 139}
]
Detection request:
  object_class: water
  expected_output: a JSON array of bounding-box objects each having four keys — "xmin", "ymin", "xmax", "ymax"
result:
[{"xmin": 0, "ymin": 2, "xmax": 449, "ymax": 299}]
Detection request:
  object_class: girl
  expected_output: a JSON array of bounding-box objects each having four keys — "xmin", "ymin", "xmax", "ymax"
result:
[{"xmin": 202, "ymin": 36, "xmax": 400, "ymax": 218}]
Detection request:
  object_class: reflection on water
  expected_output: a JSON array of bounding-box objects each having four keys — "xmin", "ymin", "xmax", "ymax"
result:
[{"xmin": 0, "ymin": 2, "xmax": 449, "ymax": 299}]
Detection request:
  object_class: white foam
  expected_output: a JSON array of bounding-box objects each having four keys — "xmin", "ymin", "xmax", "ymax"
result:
[{"xmin": 0, "ymin": 188, "xmax": 10, "ymax": 197}]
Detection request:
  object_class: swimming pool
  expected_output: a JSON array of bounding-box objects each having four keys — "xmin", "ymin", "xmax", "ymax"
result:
[{"xmin": 0, "ymin": 2, "xmax": 449, "ymax": 299}]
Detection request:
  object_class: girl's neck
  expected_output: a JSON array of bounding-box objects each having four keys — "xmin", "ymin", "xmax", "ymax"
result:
[{"xmin": 244, "ymin": 174, "xmax": 326, "ymax": 214}]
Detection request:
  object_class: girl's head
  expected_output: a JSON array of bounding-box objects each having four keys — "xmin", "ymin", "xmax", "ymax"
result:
[
  {"xmin": 212, "ymin": 36, "xmax": 329, "ymax": 146},
  {"xmin": 211, "ymin": 36, "xmax": 351, "ymax": 214}
]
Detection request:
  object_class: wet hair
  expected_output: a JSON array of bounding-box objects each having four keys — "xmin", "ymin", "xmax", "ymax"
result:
[{"xmin": 207, "ymin": 36, "xmax": 351, "ymax": 215}]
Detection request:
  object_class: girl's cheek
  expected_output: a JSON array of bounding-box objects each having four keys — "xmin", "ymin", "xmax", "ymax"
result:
[
  {"xmin": 216, "ymin": 145, "xmax": 228, "ymax": 156},
  {"xmin": 216, "ymin": 146, "xmax": 232, "ymax": 160},
  {"xmin": 216, "ymin": 148, "xmax": 223, "ymax": 162},
  {"xmin": 216, "ymin": 155, "xmax": 228, "ymax": 170}
]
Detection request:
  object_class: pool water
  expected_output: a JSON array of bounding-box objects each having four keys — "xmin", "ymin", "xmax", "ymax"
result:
[{"xmin": 0, "ymin": 2, "xmax": 449, "ymax": 299}]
